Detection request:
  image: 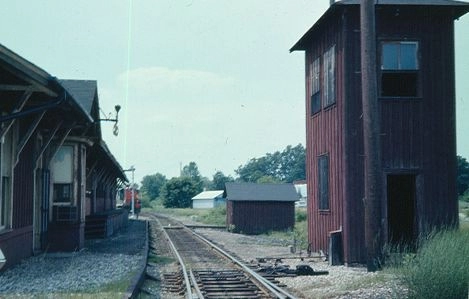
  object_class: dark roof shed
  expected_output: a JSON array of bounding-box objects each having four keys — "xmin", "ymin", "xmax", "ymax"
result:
[{"xmin": 224, "ymin": 182, "xmax": 299, "ymax": 202}]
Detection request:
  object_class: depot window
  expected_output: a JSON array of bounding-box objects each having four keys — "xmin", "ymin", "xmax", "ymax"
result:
[{"xmin": 51, "ymin": 145, "xmax": 74, "ymax": 204}]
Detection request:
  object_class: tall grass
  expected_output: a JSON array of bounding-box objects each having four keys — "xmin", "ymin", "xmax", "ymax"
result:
[
  {"xmin": 199, "ymin": 206, "xmax": 226, "ymax": 226},
  {"xmin": 391, "ymin": 228, "xmax": 469, "ymax": 299}
]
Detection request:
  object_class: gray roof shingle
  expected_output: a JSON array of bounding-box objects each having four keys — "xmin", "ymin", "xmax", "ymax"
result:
[
  {"xmin": 224, "ymin": 182, "xmax": 299, "ymax": 202},
  {"xmin": 59, "ymin": 79, "xmax": 97, "ymax": 119}
]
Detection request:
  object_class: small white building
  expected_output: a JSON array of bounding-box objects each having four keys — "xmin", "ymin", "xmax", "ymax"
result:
[
  {"xmin": 294, "ymin": 182, "xmax": 307, "ymax": 208},
  {"xmin": 192, "ymin": 190, "xmax": 225, "ymax": 209}
]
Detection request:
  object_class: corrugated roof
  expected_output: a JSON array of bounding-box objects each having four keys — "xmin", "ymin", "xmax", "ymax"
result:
[
  {"xmin": 290, "ymin": 0, "xmax": 469, "ymax": 52},
  {"xmin": 59, "ymin": 79, "xmax": 97, "ymax": 121},
  {"xmin": 224, "ymin": 182, "xmax": 299, "ymax": 202},
  {"xmin": 192, "ymin": 190, "xmax": 224, "ymax": 200}
]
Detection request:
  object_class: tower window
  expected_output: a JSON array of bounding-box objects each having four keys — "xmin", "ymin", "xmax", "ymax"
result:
[
  {"xmin": 381, "ymin": 41, "xmax": 419, "ymax": 97},
  {"xmin": 311, "ymin": 57, "xmax": 321, "ymax": 114}
]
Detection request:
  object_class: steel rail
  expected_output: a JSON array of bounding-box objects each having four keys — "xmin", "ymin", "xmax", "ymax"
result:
[
  {"xmin": 189, "ymin": 269, "xmax": 205, "ymax": 299},
  {"xmin": 156, "ymin": 218, "xmax": 194, "ymax": 299},
  {"xmin": 191, "ymin": 230, "xmax": 298, "ymax": 299},
  {"xmin": 155, "ymin": 213, "xmax": 298, "ymax": 299}
]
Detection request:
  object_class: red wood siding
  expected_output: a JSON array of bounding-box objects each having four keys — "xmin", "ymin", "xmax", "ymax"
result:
[
  {"xmin": 342, "ymin": 8, "xmax": 366, "ymax": 264},
  {"xmin": 378, "ymin": 9, "xmax": 458, "ymax": 232},
  {"xmin": 304, "ymin": 5, "xmax": 460, "ymax": 264},
  {"xmin": 305, "ymin": 12, "xmax": 346, "ymax": 258},
  {"xmin": 12, "ymin": 135, "xmax": 35, "ymax": 229},
  {"xmin": 227, "ymin": 201, "xmax": 295, "ymax": 235},
  {"xmin": 2, "ymin": 127, "xmax": 36, "ymax": 270}
]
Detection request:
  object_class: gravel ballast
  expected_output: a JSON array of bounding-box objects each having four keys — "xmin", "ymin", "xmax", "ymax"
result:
[
  {"xmin": 0, "ymin": 215, "xmax": 407, "ymax": 298},
  {"xmin": 0, "ymin": 219, "xmax": 147, "ymax": 297},
  {"xmin": 193, "ymin": 228, "xmax": 406, "ymax": 299}
]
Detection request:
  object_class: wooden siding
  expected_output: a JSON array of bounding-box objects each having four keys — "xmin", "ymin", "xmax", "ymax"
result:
[
  {"xmin": 48, "ymin": 222, "xmax": 85, "ymax": 251},
  {"xmin": 1, "ymin": 126, "xmax": 36, "ymax": 269},
  {"xmin": 226, "ymin": 201, "xmax": 295, "ymax": 235},
  {"xmin": 12, "ymin": 133, "xmax": 35, "ymax": 229},
  {"xmin": 0, "ymin": 226, "xmax": 33, "ymax": 270},
  {"xmin": 305, "ymin": 10, "xmax": 346, "ymax": 260},
  {"xmin": 304, "ymin": 5, "xmax": 460, "ymax": 264},
  {"xmin": 342, "ymin": 7, "xmax": 366, "ymax": 264},
  {"xmin": 378, "ymin": 9, "xmax": 458, "ymax": 232}
]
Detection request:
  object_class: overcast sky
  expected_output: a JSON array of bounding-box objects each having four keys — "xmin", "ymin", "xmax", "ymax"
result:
[{"xmin": 1, "ymin": 1, "xmax": 469, "ymax": 183}]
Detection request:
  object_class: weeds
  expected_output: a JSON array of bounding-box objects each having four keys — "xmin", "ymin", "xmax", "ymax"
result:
[
  {"xmin": 390, "ymin": 228, "xmax": 469, "ymax": 299},
  {"xmin": 199, "ymin": 206, "xmax": 226, "ymax": 226}
]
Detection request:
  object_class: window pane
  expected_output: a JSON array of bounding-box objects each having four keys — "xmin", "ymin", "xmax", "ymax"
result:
[
  {"xmin": 311, "ymin": 92, "xmax": 321, "ymax": 115},
  {"xmin": 323, "ymin": 45, "xmax": 336, "ymax": 107},
  {"xmin": 311, "ymin": 58, "xmax": 320, "ymax": 94},
  {"xmin": 381, "ymin": 71, "xmax": 418, "ymax": 97},
  {"xmin": 318, "ymin": 155, "xmax": 329, "ymax": 210},
  {"xmin": 400, "ymin": 43, "xmax": 418, "ymax": 70},
  {"xmin": 53, "ymin": 183, "xmax": 72, "ymax": 203},
  {"xmin": 382, "ymin": 43, "xmax": 399, "ymax": 70},
  {"xmin": 51, "ymin": 146, "xmax": 73, "ymax": 183}
]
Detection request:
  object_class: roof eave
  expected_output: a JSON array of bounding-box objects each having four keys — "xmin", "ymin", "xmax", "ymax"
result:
[
  {"xmin": 290, "ymin": 2, "xmax": 344, "ymax": 52},
  {"xmin": 0, "ymin": 43, "xmax": 60, "ymax": 97},
  {"xmin": 290, "ymin": 0, "xmax": 469, "ymax": 52}
]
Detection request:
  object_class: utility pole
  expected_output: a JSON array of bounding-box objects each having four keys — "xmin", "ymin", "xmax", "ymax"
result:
[{"xmin": 360, "ymin": 0, "xmax": 383, "ymax": 272}]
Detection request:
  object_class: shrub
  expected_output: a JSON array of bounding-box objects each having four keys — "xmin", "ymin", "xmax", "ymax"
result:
[
  {"xmin": 460, "ymin": 190, "xmax": 469, "ymax": 203},
  {"xmin": 295, "ymin": 209, "xmax": 307, "ymax": 222},
  {"xmin": 140, "ymin": 197, "xmax": 152, "ymax": 209},
  {"xmin": 200, "ymin": 206, "xmax": 226, "ymax": 226},
  {"xmin": 393, "ymin": 229, "xmax": 469, "ymax": 299},
  {"xmin": 293, "ymin": 220, "xmax": 308, "ymax": 251}
]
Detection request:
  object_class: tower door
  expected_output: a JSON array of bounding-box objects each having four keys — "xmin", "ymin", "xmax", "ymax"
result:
[{"xmin": 387, "ymin": 174, "xmax": 417, "ymax": 246}]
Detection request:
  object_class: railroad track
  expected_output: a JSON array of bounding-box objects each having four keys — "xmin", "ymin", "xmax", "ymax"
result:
[{"xmin": 139, "ymin": 213, "xmax": 297, "ymax": 299}]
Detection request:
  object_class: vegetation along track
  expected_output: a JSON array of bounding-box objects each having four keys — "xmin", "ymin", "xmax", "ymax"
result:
[{"xmin": 138, "ymin": 213, "xmax": 298, "ymax": 299}]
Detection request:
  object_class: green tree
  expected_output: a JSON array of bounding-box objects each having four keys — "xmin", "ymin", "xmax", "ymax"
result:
[
  {"xmin": 212, "ymin": 171, "xmax": 234, "ymax": 190},
  {"xmin": 140, "ymin": 173, "xmax": 167, "ymax": 200},
  {"xmin": 181, "ymin": 161, "xmax": 201, "ymax": 181},
  {"xmin": 256, "ymin": 175, "xmax": 281, "ymax": 184},
  {"xmin": 161, "ymin": 177, "xmax": 200, "ymax": 208},
  {"xmin": 279, "ymin": 144, "xmax": 306, "ymax": 182},
  {"xmin": 181, "ymin": 161, "xmax": 203, "ymax": 190},
  {"xmin": 235, "ymin": 144, "xmax": 306, "ymax": 183},
  {"xmin": 235, "ymin": 158, "xmax": 270, "ymax": 183},
  {"xmin": 457, "ymin": 155, "xmax": 469, "ymax": 196}
]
